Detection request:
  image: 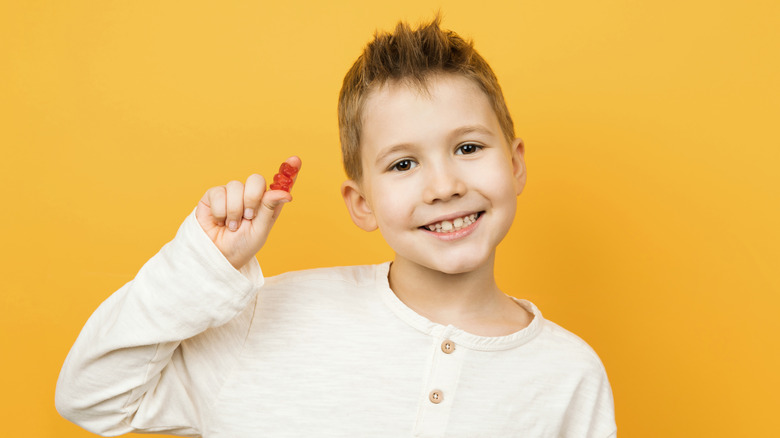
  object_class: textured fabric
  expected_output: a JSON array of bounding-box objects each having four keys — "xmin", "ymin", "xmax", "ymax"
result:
[{"xmin": 56, "ymin": 211, "xmax": 617, "ymax": 437}]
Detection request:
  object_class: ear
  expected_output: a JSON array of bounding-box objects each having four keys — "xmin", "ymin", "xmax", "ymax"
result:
[
  {"xmin": 511, "ymin": 138, "xmax": 527, "ymax": 195},
  {"xmin": 341, "ymin": 179, "xmax": 378, "ymax": 232}
]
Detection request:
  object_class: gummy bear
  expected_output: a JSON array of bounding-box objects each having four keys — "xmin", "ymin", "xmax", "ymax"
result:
[
  {"xmin": 279, "ymin": 162, "xmax": 299, "ymax": 178},
  {"xmin": 269, "ymin": 161, "xmax": 299, "ymax": 192}
]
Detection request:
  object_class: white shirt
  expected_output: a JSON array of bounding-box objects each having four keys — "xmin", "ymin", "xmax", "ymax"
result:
[{"xmin": 56, "ymin": 211, "xmax": 616, "ymax": 437}]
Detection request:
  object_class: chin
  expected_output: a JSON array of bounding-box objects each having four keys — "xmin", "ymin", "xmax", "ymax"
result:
[{"xmin": 424, "ymin": 258, "xmax": 487, "ymax": 276}]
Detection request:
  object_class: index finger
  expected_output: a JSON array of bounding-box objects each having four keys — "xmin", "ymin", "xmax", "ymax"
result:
[{"xmin": 269, "ymin": 156, "xmax": 302, "ymax": 192}]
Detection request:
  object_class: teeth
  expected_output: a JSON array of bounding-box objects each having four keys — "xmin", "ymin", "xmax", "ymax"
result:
[{"xmin": 425, "ymin": 213, "xmax": 479, "ymax": 233}]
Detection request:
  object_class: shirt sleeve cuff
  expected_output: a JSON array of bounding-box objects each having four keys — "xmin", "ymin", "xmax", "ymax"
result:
[{"xmin": 172, "ymin": 207, "xmax": 265, "ymax": 310}]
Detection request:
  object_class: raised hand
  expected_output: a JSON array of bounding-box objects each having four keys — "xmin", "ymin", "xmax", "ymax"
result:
[{"xmin": 195, "ymin": 156, "xmax": 301, "ymax": 269}]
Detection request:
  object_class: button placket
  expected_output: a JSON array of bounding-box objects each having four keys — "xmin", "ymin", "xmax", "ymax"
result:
[{"xmin": 413, "ymin": 328, "xmax": 464, "ymax": 436}]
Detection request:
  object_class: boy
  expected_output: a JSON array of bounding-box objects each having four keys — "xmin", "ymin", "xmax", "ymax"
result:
[{"xmin": 56, "ymin": 17, "xmax": 616, "ymax": 437}]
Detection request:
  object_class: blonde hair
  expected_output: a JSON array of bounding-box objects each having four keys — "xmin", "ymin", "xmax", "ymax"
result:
[{"xmin": 338, "ymin": 15, "xmax": 516, "ymax": 181}]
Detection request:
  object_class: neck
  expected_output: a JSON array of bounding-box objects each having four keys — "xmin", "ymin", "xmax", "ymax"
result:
[{"xmin": 388, "ymin": 253, "xmax": 507, "ymax": 328}]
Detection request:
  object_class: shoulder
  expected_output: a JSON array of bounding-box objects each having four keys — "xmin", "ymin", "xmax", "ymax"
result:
[
  {"xmin": 257, "ymin": 264, "xmax": 390, "ymax": 303},
  {"xmin": 523, "ymin": 309, "xmax": 609, "ymax": 378},
  {"xmin": 263, "ymin": 263, "xmax": 386, "ymax": 289},
  {"xmin": 247, "ymin": 263, "xmax": 393, "ymax": 333},
  {"xmin": 542, "ymin": 320, "xmax": 603, "ymax": 359},
  {"xmin": 527, "ymin": 312, "xmax": 616, "ymax": 433}
]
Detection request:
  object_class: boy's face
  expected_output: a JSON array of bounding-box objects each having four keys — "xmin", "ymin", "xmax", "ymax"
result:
[{"xmin": 342, "ymin": 74, "xmax": 526, "ymax": 275}]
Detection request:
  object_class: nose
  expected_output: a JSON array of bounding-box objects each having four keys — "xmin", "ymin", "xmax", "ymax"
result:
[{"xmin": 422, "ymin": 161, "xmax": 467, "ymax": 204}]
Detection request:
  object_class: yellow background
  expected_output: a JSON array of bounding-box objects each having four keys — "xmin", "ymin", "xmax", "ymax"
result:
[{"xmin": 2, "ymin": 0, "xmax": 778, "ymax": 436}]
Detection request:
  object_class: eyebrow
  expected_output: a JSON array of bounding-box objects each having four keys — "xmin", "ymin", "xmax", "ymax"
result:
[
  {"xmin": 374, "ymin": 124, "xmax": 496, "ymax": 166},
  {"xmin": 449, "ymin": 124, "xmax": 495, "ymax": 138}
]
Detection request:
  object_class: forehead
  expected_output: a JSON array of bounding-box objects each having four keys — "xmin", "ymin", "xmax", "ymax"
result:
[{"xmin": 360, "ymin": 74, "xmax": 503, "ymax": 154}]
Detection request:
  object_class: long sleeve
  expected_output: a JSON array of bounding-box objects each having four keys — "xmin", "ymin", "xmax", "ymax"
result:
[{"xmin": 55, "ymin": 209, "xmax": 264, "ymax": 436}]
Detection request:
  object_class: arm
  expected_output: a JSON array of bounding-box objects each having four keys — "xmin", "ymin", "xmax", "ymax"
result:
[{"xmin": 55, "ymin": 158, "xmax": 301, "ymax": 436}]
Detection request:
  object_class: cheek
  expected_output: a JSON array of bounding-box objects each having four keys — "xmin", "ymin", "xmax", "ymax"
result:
[
  {"xmin": 476, "ymin": 160, "xmax": 517, "ymax": 198},
  {"xmin": 370, "ymin": 187, "xmax": 412, "ymax": 227}
]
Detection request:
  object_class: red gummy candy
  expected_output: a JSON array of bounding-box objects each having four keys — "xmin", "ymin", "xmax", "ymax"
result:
[
  {"xmin": 269, "ymin": 161, "xmax": 299, "ymax": 192},
  {"xmin": 269, "ymin": 182, "xmax": 289, "ymax": 192},
  {"xmin": 273, "ymin": 173, "xmax": 293, "ymax": 185},
  {"xmin": 279, "ymin": 162, "xmax": 299, "ymax": 177}
]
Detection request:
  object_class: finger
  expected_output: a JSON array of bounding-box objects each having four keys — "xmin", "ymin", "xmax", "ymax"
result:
[
  {"xmin": 285, "ymin": 156, "xmax": 302, "ymax": 186},
  {"xmin": 205, "ymin": 186, "xmax": 227, "ymax": 226},
  {"xmin": 224, "ymin": 180, "xmax": 245, "ymax": 231},
  {"xmin": 269, "ymin": 156, "xmax": 303, "ymax": 192},
  {"xmin": 252, "ymin": 189, "xmax": 292, "ymax": 232},
  {"xmin": 242, "ymin": 174, "xmax": 266, "ymax": 220},
  {"xmin": 285, "ymin": 155, "xmax": 302, "ymax": 171}
]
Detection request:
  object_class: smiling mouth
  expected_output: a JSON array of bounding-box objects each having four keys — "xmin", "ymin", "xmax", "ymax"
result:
[{"xmin": 421, "ymin": 212, "xmax": 483, "ymax": 233}]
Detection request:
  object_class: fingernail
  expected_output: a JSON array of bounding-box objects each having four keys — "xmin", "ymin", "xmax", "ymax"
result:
[
  {"xmin": 244, "ymin": 208, "xmax": 254, "ymax": 220},
  {"xmin": 228, "ymin": 220, "xmax": 238, "ymax": 231}
]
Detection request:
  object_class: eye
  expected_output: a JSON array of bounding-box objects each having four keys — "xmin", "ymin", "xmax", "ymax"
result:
[
  {"xmin": 456, "ymin": 143, "xmax": 482, "ymax": 155},
  {"xmin": 390, "ymin": 159, "xmax": 417, "ymax": 172}
]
